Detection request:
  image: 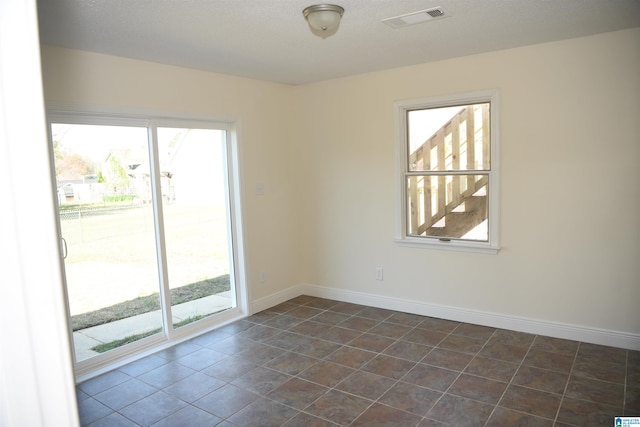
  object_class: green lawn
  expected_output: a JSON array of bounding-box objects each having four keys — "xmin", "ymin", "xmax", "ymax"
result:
[
  {"xmin": 70, "ymin": 274, "xmax": 231, "ymax": 331},
  {"xmin": 60, "ymin": 203, "xmax": 231, "ymax": 316}
]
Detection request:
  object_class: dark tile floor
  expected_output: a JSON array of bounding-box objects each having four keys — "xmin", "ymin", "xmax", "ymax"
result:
[{"xmin": 77, "ymin": 296, "xmax": 640, "ymax": 426}]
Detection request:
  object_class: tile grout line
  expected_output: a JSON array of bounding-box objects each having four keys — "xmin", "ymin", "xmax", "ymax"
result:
[
  {"xmin": 623, "ymin": 348, "xmax": 628, "ymax": 416},
  {"xmin": 359, "ymin": 317, "xmax": 467, "ymax": 426},
  {"xmin": 331, "ymin": 304, "xmax": 415, "ymax": 426},
  {"xmin": 481, "ymin": 332, "xmax": 544, "ymax": 427},
  {"xmin": 261, "ymin": 301, "xmax": 337, "ymax": 423},
  {"xmin": 413, "ymin": 318, "xmax": 465, "ymax": 425},
  {"xmin": 317, "ymin": 305, "xmax": 413, "ymax": 426},
  {"xmin": 224, "ymin": 300, "xmax": 326, "ymax": 425},
  {"xmin": 551, "ymin": 340, "xmax": 580, "ymax": 426},
  {"xmin": 272, "ymin": 301, "xmax": 381, "ymax": 426},
  {"xmin": 284, "ymin": 309, "xmax": 557, "ymax": 425},
  {"xmin": 343, "ymin": 319, "xmax": 451, "ymax": 426},
  {"xmin": 91, "ymin": 310, "xmax": 428, "ymax": 424},
  {"xmin": 410, "ymin": 320, "xmax": 485, "ymax": 425},
  {"xmin": 293, "ymin": 303, "xmax": 439, "ymax": 426}
]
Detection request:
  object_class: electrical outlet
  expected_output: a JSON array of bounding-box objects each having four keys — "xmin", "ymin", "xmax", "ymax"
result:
[
  {"xmin": 375, "ymin": 267, "xmax": 383, "ymax": 281},
  {"xmin": 260, "ymin": 271, "xmax": 267, "ymax": 283}
]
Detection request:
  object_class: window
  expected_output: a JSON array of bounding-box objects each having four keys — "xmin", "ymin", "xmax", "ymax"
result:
[{"xmin": 395, "ymin": 90, "xmax": 499, "ymax": 253}]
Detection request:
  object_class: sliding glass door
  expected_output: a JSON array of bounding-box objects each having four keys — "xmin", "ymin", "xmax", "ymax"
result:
[
  {"xmin": 53, "ymin": 123, "xmax": 163, "ymax": 362},
  {"xmin": 157, "ymin": 128, "xmax": 234, "ymax": 329},
  {"xmin": 50, "ymin": 116, "xmax": 239, "ymax": 368}
]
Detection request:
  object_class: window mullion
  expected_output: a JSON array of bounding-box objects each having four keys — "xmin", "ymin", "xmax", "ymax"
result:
[
  {"xmin": 147, "ymin": 124, "xmax": 173, "ymax": 337},
  {"xmin": 405, "ymin": 170, "xmax": 485, "ymax": 176}
]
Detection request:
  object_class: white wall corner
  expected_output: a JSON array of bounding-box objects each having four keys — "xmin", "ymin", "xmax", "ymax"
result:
[{"xmin": 298, "ymin": 284, "xmax": 640, "ymax": 351}]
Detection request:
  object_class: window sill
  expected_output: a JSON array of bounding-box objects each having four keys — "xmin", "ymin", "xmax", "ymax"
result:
[{"xmin": 394, "ymin": 237, "xmax": 500, "ymax": 254}]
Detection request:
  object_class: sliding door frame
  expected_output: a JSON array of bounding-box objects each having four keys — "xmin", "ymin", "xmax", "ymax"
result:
[{"xmin": 47, "ymin": 107, "xmax": 249, "ymax": 380}]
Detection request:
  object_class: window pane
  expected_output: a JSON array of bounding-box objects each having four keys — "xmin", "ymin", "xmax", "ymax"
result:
[
  {"xmin": 157, "ymin": 128, "xmax": 234, "ymax": 329},
  {"xmin": 52, "ymin": 123, "xmax": 163, "ymax": 362},
  {"xmin": 408, "ymin": 103, "xmax": 490, "ymax": 172},
  {"xmin": 407, "ymin": 174, "xmax": 488, "ymax": 241}
]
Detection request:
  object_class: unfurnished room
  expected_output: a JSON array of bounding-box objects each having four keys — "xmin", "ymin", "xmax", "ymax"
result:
[{"xmin": 1, "ymin": 0, "xmax": 639, "ymax": 426}]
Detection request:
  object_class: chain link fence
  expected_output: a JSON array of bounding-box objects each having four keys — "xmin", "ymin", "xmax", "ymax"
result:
[{"xmin": 59, "ymin": 204, "xmax": 143, "ymax": 221}]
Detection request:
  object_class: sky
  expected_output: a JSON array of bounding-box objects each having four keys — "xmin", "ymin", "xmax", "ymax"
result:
[
  {"xmin": 408, "ymin": 105, "xmax": 463, "ymax": 153},
  {"xmin": 52, "ymin": 123, "xmax": 228, "ymax": 205},
  {"xmin": 52, "ymin": 123, "xmax": 148, "ymax": 163}
]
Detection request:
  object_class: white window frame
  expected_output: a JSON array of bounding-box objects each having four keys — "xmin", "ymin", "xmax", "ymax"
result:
[{"xmin": 394, "ymin": 90, "xmax": 500, "ymax": 254}]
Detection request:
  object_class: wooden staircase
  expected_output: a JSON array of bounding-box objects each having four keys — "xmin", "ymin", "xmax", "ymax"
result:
[{"xmin": 407, "ymin": 104, "xmax": 490, "ymax": 239}]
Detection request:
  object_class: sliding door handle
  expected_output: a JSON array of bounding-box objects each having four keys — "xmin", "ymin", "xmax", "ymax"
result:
[{"xmin": 61, "ymin": 237, "xmax": 67, "ymax": 259}]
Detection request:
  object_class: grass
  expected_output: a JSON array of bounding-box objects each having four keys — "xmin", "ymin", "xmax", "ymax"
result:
[
  {"xmin": 90, "ymin": 315, "xmax": 208, "ymax": 353},
  {"xmin": 92, "ymin": 329, "xmax": 161, "ymax": 353},
  {"xmin": 60, "ymin": 203, "xmax": 233, "ymax": 355},
  {"xmin": 71, "ymin": 274, "xmax": 230, "ymax": 331}
]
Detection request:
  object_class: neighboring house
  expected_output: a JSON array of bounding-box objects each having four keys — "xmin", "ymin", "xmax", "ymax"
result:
[{"xmin": 57, "ymin": 177, "xmax": 99, "ymax": 203}]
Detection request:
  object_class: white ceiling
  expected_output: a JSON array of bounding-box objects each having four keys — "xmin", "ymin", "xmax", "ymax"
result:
[{"xmin": 37, "ymin": 0, "xmax": 640, "ymax": 86}]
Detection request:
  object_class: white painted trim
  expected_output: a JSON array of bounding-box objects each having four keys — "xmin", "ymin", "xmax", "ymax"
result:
[
  {"xmin": 227, "ymin": 120, "xmax": 251, "ymax": 317},
  {"xmin": 394, "ymin": 237, "xmax": 499, "ymax": 254},
  {"xmin": 252, "ymin": 285, "xmax": 304, "ymax": 314},
  {"xmin": 298, "ymin": 284, "xmax": 640, "ymax": 351},
  {"xmin": 394, "ymin": 89, "xmax": 501, "ymax": 253},
  {"xmin": 46, "ymin": 102, "xmax": 241, "ymax": 127},
  {"xmin": 249, "ymin": 283, "xmax": 640, "ymax": 350},
  {"xmin": 0, "ymin": 0, "xmax": 79, "ymax": 424}
]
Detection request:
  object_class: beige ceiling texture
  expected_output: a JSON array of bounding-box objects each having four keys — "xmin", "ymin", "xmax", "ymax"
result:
[{"xmin": 37, "ymin": 0, "xmax": 640, "ymax": 85}]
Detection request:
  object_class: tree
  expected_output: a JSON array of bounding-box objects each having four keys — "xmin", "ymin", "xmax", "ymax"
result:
[
  {"xmin": 52, "ymin": 125, "xmax": 97, "ymax": 181},
  {"xmin": 106, "ymin": 156, "xmax": 130, "ymax": 194}
]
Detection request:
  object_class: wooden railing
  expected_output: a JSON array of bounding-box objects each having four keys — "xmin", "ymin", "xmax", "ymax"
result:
[{"xmin": 408, "ymin": 104, "xmax": 490, "ymax": 237}]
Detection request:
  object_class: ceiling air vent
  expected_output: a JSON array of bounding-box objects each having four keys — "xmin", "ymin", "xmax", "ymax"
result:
[
  {"xmin": 426, "ymin": 8, "xmax": 445, "ymax": 18},
  {"xmin": 382, "ymin": 7, "xmax": 450, "ymax": 29}
]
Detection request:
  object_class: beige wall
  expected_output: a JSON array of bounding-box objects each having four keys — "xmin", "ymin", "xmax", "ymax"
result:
[
  {"xmin": 41, "ymin": 27, "xmax": 640, "ymax": 341},
  {"xmin": 41, "ymin": 46, "xmax": 302, "ymax": 303},
  {"xmin": 295, "ymin": 28, "xmax": 640, "ymax": 336}
]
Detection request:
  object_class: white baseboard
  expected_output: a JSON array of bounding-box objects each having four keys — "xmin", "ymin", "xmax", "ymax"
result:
[
  {"xmin": 251, "ymin": 285, "xmax": 304, "ymax": 314},
  {"xmin": 258, "ymin": 284, "xmax": 639, "ymax": 351}
]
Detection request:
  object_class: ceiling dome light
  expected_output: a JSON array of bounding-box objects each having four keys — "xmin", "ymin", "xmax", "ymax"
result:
[{"xmin": 303, "ymin": 4, "xmax": 344, "ymax": 39}]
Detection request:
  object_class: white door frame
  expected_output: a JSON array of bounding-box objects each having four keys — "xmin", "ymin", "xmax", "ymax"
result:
[{"xmin": 47, "ymin": 110, "xmax": 250, "ymax": 379}]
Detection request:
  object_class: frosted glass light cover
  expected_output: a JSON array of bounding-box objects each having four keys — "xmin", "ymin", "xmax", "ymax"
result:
[
  {"xmin": 308, "ymin": 10, "xmax": 340, "ymax": 31},
  {"xmin": 303, "ymin": 4, "xmax": 344, "ymax": 38}
]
